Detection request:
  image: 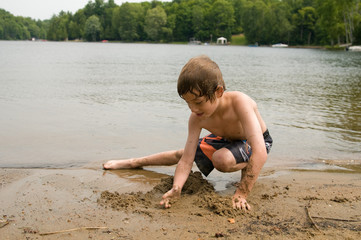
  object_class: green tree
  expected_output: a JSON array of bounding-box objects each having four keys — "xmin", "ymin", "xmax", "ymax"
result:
[
  {"xmin": 47, "ymin": 11, "xmax": 70, "ymax": 41},
  {"xmin": 2, "ymin": 0, "xmax": 360, "ymax": 45},
  {"xmin": 209, "ymin": 0, "xmax": 235, "ymax": 40},
  {"xmin": 232, "ymin": 0, "xmax": 246, "ymax": 33},
  {"xmin": 240, "ymin": 0, "xmax": 293, "ymax": 45},
  {"xmin": 84, "ymin": 0, "xmax": 105, "ymax": 18},
  {"xmin": 241, "ymin": 0, "xmax": 268, "ymax": 44},
  {"xmin": 22, "ymin": 17, "xmax": 40, "ymax": 38},
  {"xmin": 102, "ymin": 3, "xmax": 117, "ymax": 40},
  {"xmin": 114, "ymin": 3, "xmax": 144, "ymax": 41},
  {"xmin": 269, "ymin": 1, "xmax": 293, "ymax": 44},
  {"xmin": 192, "ymin": 5, "xmax": 204, "ymax": 38},
  {"xmin": 190, "ymin": 2, "xmax": 213, "ymax": 42},
  {"xmin": 336, "ymin": 0, "xmax": 360, "ymax": 44},
  {"xmin": 168, "ymin": 1, "xmax": 192, "ymax": 41},
  {"xmin": 6, "ymin": 20, "xmax": 26, "ymax": 39},
  {"xmin": 0, "ymin": 9, "xmax": 48, "ymax": 40},
  {"xmin": 84, "ymin": 15, "xmax": 102, "ymax": 41},
  {"xmin": 354, "ymin": 11, "xmax": 361, "ymax": 44},
  {"xmin": 71, "ymin": 9, "xmax": 87, "ymax": 40},
  {"xmin": 292, "ymin": 6, "xmax": 317, "ymax": 45},
  {"xmin": 316, "ymin": 0, "xmax": 343, "ymax": 45},
  {"xmin": 166, "ymin": 13, "xmax": 176, "ymax": 41},
  {"xmin": 68, "ymin": 20, "xmax": 79, "ymax": 40},
  {"xmin": 144, "ymin": 6, "xmax": 168, "ymax": 41},
  {"xmin": 106, "ymin": 0, "xmax": 116, "ymax": 8}
]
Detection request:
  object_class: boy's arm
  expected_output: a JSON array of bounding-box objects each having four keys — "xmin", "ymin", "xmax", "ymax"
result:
[
  {"xmin": 160, "ymin": 114, "xmax": 201, "ymax": 208},
  {"xmin": 233, "ymin": 97, "xmax": 268, "ymax": 210}
]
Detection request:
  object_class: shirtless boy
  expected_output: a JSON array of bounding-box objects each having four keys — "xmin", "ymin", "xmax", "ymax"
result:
[{"xmin": 103, "ymin": 55, "xmax": 273, "ymax": 210}]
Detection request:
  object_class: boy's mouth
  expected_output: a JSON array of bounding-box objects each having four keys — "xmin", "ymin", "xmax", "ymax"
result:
[{"xmin": 196, "ymin": 113, "xmax": 204, "ymax": 117}]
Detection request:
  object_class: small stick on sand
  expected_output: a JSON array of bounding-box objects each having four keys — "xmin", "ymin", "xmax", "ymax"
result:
[
  {"xmin": 310, "ymin": 216, "xmax": 361, "ymax": 222},
  {"xmin": 305, "ymin": 203, "xmax": 321, "ymax": 232},
  {"xmin": 39, "ymin": 227, "xmax": 109, "ymax": 236},
  {"xmin": 0, "ymin": 220, "xmax": 10, "ymax": 228}
]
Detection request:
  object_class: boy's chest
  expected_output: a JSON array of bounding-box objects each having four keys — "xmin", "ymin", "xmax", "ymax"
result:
[{"xmin": 202, "ymin": 117, "xmax": 245, "ymax": 140}]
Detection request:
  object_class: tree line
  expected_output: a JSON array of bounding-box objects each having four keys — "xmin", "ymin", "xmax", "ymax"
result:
[{"xmin": 1, "ymin": 0, "xmax": 360, "ymax": 46}]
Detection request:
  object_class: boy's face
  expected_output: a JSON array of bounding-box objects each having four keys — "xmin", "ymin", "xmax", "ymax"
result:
[{"xmin": 182, "ymin": 90, "xmax": 219, "ymax": 118}]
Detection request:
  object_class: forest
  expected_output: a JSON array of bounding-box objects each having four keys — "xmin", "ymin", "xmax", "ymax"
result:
[{"xmin": 0, "ymin": 0, "xmax": 360, "ymax": 46}]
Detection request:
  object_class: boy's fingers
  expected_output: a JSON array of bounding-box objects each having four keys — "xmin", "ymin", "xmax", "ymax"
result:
[
  {"xmin": 160, "ymin": 195, "xmax": 171, "ymax": 208},
  {"xmin": 240, "ymin": 201, "xmax": 248, "ymax": 210},
  {"xmin": 232, "ymin": 197, "xmax": 250, "ymax": 211},
  {"xmin": 160, "ymin": 199, "xmax": 171, "ymax": 208},
  {"xmin": 233, "ymin": 200, "xmax": 241, "ymax": 210},
  {"xmin": 160, "ymin": 188, "xmax": 180, "ymax": 209},
  {"xmin": 240, "ymin": 201, "xmax": 250, "ymax": 211}
]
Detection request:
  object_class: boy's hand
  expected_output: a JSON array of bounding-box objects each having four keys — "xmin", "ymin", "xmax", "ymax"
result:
[
  {"xmin": 160, "ymin": 185, "xmax": 181, "ymax": 208},
  {"xmin": 232, "ymin": 192, "xmax": 251, "ymax": 211}
]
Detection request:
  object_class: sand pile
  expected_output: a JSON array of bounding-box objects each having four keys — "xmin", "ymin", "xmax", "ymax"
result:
[{"xmin": 98, "ymin": 171, "xmax": 238, "ymax": 216}]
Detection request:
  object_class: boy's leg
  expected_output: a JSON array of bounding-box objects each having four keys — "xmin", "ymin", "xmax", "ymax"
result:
[
  {"xmin": 211, "ymin": 148, "xmax": 247, "ymax": 172},
  {"xmin": 194, "ymin": 134, "xmax": 247, "ymax": 176},
  {"xmin": 197, "ymin": 131, "xmax": 272, "ymax": 175},
  {"xmin": 103, "ymin": 149, "xmax": 183, "ymax": 170}
]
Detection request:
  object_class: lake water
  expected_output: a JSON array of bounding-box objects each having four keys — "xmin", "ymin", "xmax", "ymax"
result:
[{"xmin": 0, "ymin": 41, "xmax": 360, "ymax": 172}]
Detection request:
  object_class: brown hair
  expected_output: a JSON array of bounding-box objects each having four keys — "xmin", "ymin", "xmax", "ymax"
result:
[{"xmin": 177, "ymin": 55, "xmax": 226, "ymax": 101}]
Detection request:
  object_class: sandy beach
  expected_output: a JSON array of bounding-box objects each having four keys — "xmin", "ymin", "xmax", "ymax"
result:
[{"xmin": 0, "ymin": 164, "xmax": 360, "ymax": 240}]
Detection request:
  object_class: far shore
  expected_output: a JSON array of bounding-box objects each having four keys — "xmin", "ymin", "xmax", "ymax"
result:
[{"xmin": 21, "ymin": 38, "xmax": 352, "ymax": 51}]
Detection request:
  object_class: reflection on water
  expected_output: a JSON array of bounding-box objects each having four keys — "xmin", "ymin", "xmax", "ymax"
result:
[
  {"xmin": 323, "ymin": 76, "xmax": 361, "ymax": 143},
  {"xmin": 0, "ymin": 41, "xmax": 360, "ymax": 169}
]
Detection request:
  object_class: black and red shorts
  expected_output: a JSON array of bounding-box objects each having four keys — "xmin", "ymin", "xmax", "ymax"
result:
[{"xmin": 194, "ymin": 130, "xmax": 273, "ymax": 176}]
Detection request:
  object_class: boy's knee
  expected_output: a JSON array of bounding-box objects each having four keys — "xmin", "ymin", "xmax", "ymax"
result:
[
  {"xmin": 175, "ymin": 149, "xmax": 183, "ymax": 159},
  {"xmin": 212, "ymin": 149, "xmax": 235, "ymax": 172}
]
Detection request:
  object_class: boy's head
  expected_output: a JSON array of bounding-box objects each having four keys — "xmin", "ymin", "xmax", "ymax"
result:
[{"xmin": 177, "ymin": 55, "xmax": 226, "ymax": 101}]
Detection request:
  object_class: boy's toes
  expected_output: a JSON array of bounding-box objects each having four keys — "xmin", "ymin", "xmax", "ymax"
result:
[{"xmin": 102, "ymin": 162, "xmax": 112, "ymax": 170}]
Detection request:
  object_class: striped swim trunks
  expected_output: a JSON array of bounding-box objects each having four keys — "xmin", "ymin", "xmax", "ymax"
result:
[{"xmin": 194, "ymin": 130, "xmax": 273, "ymax": 176}]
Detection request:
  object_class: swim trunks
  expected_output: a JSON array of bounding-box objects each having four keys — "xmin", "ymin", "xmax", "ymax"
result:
[{"xmin": 194, "ymin": 130, "xmax": 273, "ymax": 176}]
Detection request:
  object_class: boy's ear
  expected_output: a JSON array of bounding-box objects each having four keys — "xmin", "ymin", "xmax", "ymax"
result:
[{"xmin": 216, "ymin": 86, "xmax": 224, "ymax": 98}]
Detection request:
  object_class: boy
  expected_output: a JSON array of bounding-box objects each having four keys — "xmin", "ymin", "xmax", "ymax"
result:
[{"xmin": 103, "ymin": 55, "xmax": 273, "ymax": 211}]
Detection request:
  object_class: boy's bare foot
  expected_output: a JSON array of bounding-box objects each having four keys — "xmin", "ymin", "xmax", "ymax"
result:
[{"xmin": 102, "ymin": 159, "xmax": 138, "ymax": 170}]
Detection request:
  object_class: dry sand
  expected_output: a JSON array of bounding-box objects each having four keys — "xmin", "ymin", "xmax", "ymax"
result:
[{"xmin": 0, "ymin": 165, "xmax": 360, "ymax": 239}]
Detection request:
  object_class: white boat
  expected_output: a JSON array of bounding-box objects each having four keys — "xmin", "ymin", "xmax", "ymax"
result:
[
  {"xmin": 347, "ymin": 46, "xmax": 361, "ymax": 52},
  {"xmin": 272, "ymin": 43, "xmax": 288, "ymax": 48},
  {"xmin": 189, "ymin": 37, "xmax": 201, "ymax": 45}
]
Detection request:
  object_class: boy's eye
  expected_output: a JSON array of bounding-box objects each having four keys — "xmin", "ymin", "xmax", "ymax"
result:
[{"xmin": 195, "ymin": 101, "xmax": 203, "ymax": 105}]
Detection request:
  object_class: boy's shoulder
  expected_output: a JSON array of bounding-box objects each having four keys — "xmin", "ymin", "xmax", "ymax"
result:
[
  {"xmin": 226, "ymin": 91, "xmax": 245, "ymax": 98},
  {"xmin": 225, "ymin": 91, "xmax": 254, "ymax": 105},
  {"xmin": 224, "ymin": 91, "xmax": 257, "ymax": 114}
]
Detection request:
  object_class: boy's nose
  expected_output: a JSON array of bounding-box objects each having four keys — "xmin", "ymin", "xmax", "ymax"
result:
[{"xmin": 188, "ymin": 104, "xmax": 199, "ymax": 113}]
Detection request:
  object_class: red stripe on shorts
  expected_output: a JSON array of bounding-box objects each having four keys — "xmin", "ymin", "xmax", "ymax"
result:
[{"xmin": 199, "ymin": 135, "xmax": 223, "ymax": 161}]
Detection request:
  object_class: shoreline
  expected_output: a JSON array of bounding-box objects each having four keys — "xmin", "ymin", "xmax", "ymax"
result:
[
  {"xmin": 0, "ymin": 166, "xmax": 360, "ymax": 239},
  {"xmin": 4, "ymin": 39, "xmax": 352, "ymax": 51}
]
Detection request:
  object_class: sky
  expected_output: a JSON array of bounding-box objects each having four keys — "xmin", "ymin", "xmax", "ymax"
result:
[{"xmin": 0, "ymin": 0, "xmax": 154, "ymax": 20}]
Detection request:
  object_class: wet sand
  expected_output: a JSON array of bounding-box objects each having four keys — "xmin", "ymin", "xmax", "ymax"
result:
[{"xmin": 0, "ymin": 165, "xmax": 360, "ymax": 239}]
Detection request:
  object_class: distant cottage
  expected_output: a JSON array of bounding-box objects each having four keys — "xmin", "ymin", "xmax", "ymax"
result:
[{"xmin": 216, "ymin": 37, "xmax": 227, "ymax": 45}]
